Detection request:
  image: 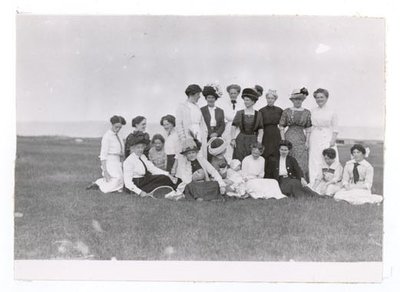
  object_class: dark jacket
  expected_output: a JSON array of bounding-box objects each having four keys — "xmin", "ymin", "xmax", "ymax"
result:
[
  {"xmin": 200, "ymin": 106, "xmax": 225, "ymax": 139},
  {"xmin": 266, "ymin": 155, "xmax": 304, "ymax": 180}
]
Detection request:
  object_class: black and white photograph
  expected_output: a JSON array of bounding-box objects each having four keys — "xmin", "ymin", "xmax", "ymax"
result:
[{"xmin": 9, "ymin": 4, "xmax": 392, "ymax": 284}]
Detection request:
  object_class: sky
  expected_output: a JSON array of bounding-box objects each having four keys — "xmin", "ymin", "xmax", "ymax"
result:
[{"xmin": 16, "ymin": 15, "xmax": 385, "ymax": 129}]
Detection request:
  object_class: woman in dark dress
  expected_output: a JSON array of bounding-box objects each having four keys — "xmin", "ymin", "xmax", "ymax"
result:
[
  {"xmin": 279, "ymin": 88, "xmax": 312, "ymax": 181},
  {"xmin": 259, "ymin": 89, "xmax": 283, "ymax": 174},
  {"xmin": 266, "ymin": 140, "xmax": 318, "ymax": 198},
  {"xmin": 125, "ymin": 116, "xmax": 151, "ymax": 158},
  {"xmin": 230, "ymin": 87, "xmax": 264, "ymax": 162}
]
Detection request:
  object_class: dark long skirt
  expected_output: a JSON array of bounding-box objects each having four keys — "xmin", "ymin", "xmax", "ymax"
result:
[
  {"xmin": 132, "ymin": 174, "xmax": 177, "ymax": 193},
  {"xmin": 233, "ymin": 132, "xmax": 257, "ymax": 162},
  {"xmin": 184, "ymin": 181, "xmax": 222, "ymax": 201},
  {"xmin": 278, "ymin": 177, "xmax": 318, "ymax": 198},
  {"xmin": 166, "ymin": 154, "xmax": 175, "ymax": 173}
]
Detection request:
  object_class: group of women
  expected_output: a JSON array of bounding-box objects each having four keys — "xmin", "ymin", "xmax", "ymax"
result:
[{"xmin": 87, "ymin": 84, "xmax": 383, "ymax": 205}]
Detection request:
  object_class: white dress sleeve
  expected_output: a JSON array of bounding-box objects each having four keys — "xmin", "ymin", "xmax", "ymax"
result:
[
  {"xmin": 99, "ymin": 132, "xmax": 110, "ymax": 161},
  {"xmin": 123, "ymin": 157, "xmax": 142, "ymax": 195}
]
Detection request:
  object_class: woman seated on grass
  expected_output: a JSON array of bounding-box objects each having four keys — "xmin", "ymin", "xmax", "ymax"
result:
[
  {"xmin": 207, "ymin": 137, "xmax": 229, "ymax": 179},
  {"xmin": 87, "ymin": 115, "xmax": 126, "ymax": 193},
  {"xmin": 241, "ymin": 142, "xmax": 286, "ymax": 200},
  {"xmin": 174, "ymin": 138, "xmax": 226, "ymax": 201},
  {"xmin": 334, "ymin": 144, "xmax": 383, "ymax": 205},
  {"xmin": 266, "ymin": 140, "xmax": 318, "ymax": 198},
  {"xmin": 148, "ymin": 134, "xmax": 167, "ymax": 171},
  {"xmin": 310, "ymin": 148, "xmax": 343, "ymax": 196},
  {"xmin": 125, "ymin": 116, "xmax": 151, "ymax": 158},
  {"xmin": 123, "ymin": 131, "xmax": 179, "ymax": 197}
]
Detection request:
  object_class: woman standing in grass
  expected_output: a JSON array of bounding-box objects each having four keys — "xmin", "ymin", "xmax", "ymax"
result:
[
  {"xmin": 230, "ymin": 87, "xmax": 264, "ymax": 162},
  {"xmin": 334, "ymin": 144, "xmax": 383, "ymax": 205},
  {"xmin": 175, "ymin": 84, "xmax": 208, "ymax": 158},
  {"xmin": 87, "ymin": 115, "xmax": 126, "ymax": 193},
  {"xmin": 279, "ymin": 88, "xmax": 312, "ymax": 181},
  {"xmin": 259, "ymin": 89, "xmax": 283, "ymax": 174},
  {"xmin": 124, "ymin": 116, "xmax": 151, "ymax": 158},
  {"xmin": 160, "ymin": 114, "xmax": 180, "ymax": 173},
  {"xmin": 221, "ymin": 84, "xmax": 242, "ymax": 162},
  {"xmin": 309, "ymin": 88, "xmax": 339, "ymax": 184},
  {"xmin": 266, "ymin": 140, "xmax": 318, "ymax": 198}
]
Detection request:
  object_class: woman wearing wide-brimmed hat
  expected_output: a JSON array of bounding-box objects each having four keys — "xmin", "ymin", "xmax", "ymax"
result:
[
  {"xmin": 279, "ymin": 87, "xmax": 312, "ymax": 180},
  {"xmin": 207, "ymin": 137, "xmax": 229, "ymax": 179},
  {"xmin": 230, "ymin": 86, "xmax": 264, "ymax": 162},
  {"xmin": 175, "ymin": 138, "xmax": 226, "ymax": 201},
  {"xmin": 123, "ymin": 131, "xmax": 179, "ymax": 197}
]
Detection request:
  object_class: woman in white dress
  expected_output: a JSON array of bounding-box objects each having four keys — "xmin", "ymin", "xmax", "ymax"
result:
[
  {"xmin": 87, "ymin": 115, "xmax": 126, "ymax": 193},
  {"xmin": 309, "ymin": 88, "xmax": 339, "ymax": 184},
  {"xmin": 241, "ymin": 142, "xmax": 286, "ymax": 200},
  {"xmin": 221, "ymin": 84, "xmax": 242, "ymax": 162},
  {"xmin": 334, "ymin": 144, "xmax": 383, "ymax": 205},
  {"xmin": 175, "ymin": 84, "xmax": 208, "ymax": 158}
]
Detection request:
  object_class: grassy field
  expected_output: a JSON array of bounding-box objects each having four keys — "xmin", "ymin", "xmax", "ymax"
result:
[{"xmin": 14, "ymin": 136, "xmax": 383, "ymax": 261}]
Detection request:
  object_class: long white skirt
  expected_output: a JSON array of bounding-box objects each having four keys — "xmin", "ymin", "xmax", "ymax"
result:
[
  {"xmin": 334, "ymin": 188, "xmax": 383, "ymax": 205},
  {"xmin": 309, "ymin": 127, "xmax": 339, "ymax": 184},
  {"xmin": 245, "ymin": 178, "xmax": 287, "ymax": 199},
  {"xmin": 311, "ymin": 181, "xmax": 342, "ymax": 197},
  {"xmin": 95, "ymin": 155, "xmax": 123, "ymax": 193}
]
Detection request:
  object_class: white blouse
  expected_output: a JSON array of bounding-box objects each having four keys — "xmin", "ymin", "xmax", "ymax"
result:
[
  {"xmin": 311, "ymin": 104, "xmax": 339, "ymax": 132},
  {"xmin": 99, "ymin": 130, "xmax": 124, "ymax": 161},
  {"xmin": 164, "ymin": 128, "xmax": 180, "ymax": 156},
  {"xmin": 315, "ymin": 160, "xmax": 343, "ymax": 183},
  {"xmin": 279, "ymin": 156, "xmax": 288, "ymax": 176},
  {"xmin": 342, "ymin": 159, "xmax": 374, "ymax": 190},
  {"xmin": 123, "ymin": 152, "xmax": 169, "ymax": 194},
  {"xmin": 241, "ymin": 155, "xmax": 265, "ymax": 179}
]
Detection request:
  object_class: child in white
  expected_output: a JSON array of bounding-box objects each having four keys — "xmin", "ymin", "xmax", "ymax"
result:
[
  {"xmin": 311, "ymin": 148, "xmax": 343, "ymax": 196},
  {"xmin": 225, "ymin": 159, "xmax": 247, "ymax": 198},
  {"xmin": 241, "ymin": 143, "xmax": 286, "ymax": 199}
]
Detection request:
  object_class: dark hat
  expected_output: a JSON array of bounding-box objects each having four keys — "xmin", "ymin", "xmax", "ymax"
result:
[
  {"xmin": 208, "ymin": 137, "xmax": 228, "ymax": 156},
  {"xmin": 290, "ymin": 87, "xmax": 309, "ymax": 100},
  {"xmin": 241, "ymin": 88, "xmax": 260, "ymax": 102},
  {"xmin": 126, "ymin": 131, "xmax": 150, "ymax": 147},
  {"xmin": 254, "ymin": 85, "xmax": 264, "ymax": 97},
  {"xmin": 185, "ymin": 84, "xmax": 202, "ymax": 96},
  {"xmin": 202, "ymin": 86, "xmax": 220, "ymax": 99},
  {"xmin": 226, "ymin": 84, "xmax": 241, "ymax": 93}
]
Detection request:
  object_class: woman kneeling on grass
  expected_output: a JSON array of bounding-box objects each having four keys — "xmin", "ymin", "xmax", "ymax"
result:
[
  {"xmin": 123, "ymin": 131, "xmax": 179, "ymax": 197},
  {"xmin": 334, "ymin": 144, "xmax": 383, "ymax": 205},
  {"xmin": 266, "ymin": 140, "xmax": 319, "ymax": 198},
  {"xmin": 241, "ymin": 142, "xmax": 286, "ymax": 200},
  {"xmin": 87, "ymin": 115, "xmax": 126, "ymax": 193},
  {"xmin": 174, "ymin": 138, "xmax": 226, "ymax": 201}
]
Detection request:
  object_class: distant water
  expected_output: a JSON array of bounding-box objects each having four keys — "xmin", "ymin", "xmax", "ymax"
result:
[{"xmin": 16, "ymin": 121, "xmax": 384, "ymax": 141}]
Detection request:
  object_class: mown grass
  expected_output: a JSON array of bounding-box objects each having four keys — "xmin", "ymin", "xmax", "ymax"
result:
[{"xmin": 14, "ymin": 136, "xmax": 383, "ymax": 261}]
